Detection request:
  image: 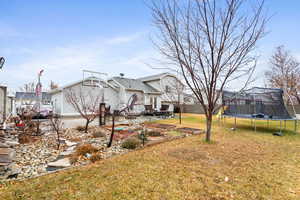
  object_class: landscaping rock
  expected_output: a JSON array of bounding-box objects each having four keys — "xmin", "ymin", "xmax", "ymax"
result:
[
  {"xmin": 5, "ymin": 140, "xmax": 19, "ymax": 147},
  {"xmin": 85, "ymin": 153, "xmax": 92, "ymax": 158},
  {"xmin": 6, "ymin": 163, "xmax": 21, "ymax": 178},
  {"xmin": 60, "ymin": 146, "xmax": 76, "ymax": 157},
  {"xmin": 0, "ymin": 143, "xmax": 9, "ymax": 148},
  {"xmin": 47, "ymin": 158, "xmax": 71, "ymax": 168},
  {"xmin": 65, "ymin": 140, "xmax": 77, "ymax": 147}
]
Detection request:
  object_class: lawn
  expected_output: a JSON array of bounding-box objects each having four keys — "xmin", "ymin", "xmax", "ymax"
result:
[{"xmin": 0, "ymin": 114, "xmax": 299, "ymax": 200}]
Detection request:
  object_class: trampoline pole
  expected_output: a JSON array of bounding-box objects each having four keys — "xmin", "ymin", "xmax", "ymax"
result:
[
  {"xmin": 280, "ymin": 120, "xmax": 282, "ymax": 134},
  {"xmin": 294, "ymin": 120, "xmax": 297, "ymax": 132},
  {"xmin": 234, "ymin": 117, "xmax": 237, "ymax": 130},
  {"xmin": 254, "ymin": 119, "xmax": 256, "ymax": 132},
  {"xmin": 284, "ymin": 120, "xmax": 286, "ymax": 130}
]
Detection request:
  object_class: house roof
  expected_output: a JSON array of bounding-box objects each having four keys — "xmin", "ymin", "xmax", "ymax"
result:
[
  {"xmin": 15, "ymin": 92, "xmax": 51, "ymax": 101},
  {"xmin": 138, "ymin": 72, "xmax": 185, "ymax": 87},
  {"xmin": 49, "ymin": 76, "xmax": 116, "ymax": 94},
  {"xmin": 138, "ymin": 72, "xmax": 171, "ymax": 82},
  {"xmin": 112, "ymin": 77, "xmax": 160, "ymax": 93}
]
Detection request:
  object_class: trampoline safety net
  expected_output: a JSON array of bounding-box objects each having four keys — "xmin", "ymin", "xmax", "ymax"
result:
[{"xmin": 222, "ymin": 87, "xmax": 292, "ymax": 120}]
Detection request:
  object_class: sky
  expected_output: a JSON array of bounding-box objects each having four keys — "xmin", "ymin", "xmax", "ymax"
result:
[{"xmin": 0, "ymin": 0, "xmax": 300, "ymax": 92}]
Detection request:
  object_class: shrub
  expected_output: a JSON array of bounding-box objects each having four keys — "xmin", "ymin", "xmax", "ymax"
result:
[
  {"xmin": 137, "ymin": 133, "xmax": 148, "ymax": 142},
  {"xmin": 69, "ymin": 154, "xmax": 78, "ymax": 164},
  {"xmin": 18, "ymin": 134, "xmax": 38, "ymax": 144},
  {"xmin": 146, "ymin": 130, "xmax": 163, "ymax": 137},
  {"xmin": 167, "ymin": 131, "xmax": 182, "ymax": 137},
  {"xmin": 69, "ymin": 137, "xmax": 83, "ymax": 142},
  {"xmin": 121, "ymin": 137, "xmax": 141, "ymax": 149},
  {"xmin": 75, "ymin": 144, "xmax": 98, "ymax": 156},
  {"xmin": 76, "ymin": 125, "xmax": 86, "ymax": 132},
  {"xmin": 90, "ymin": 153, "xmax": 102, "ymax": 163},
  {"xmin": 92, "ymin": 130, "xmax": 106, "ymax": 138}
]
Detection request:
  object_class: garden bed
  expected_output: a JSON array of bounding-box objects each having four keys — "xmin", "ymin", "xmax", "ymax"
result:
[{"xmin": 176, "ymin": 127, "xmax": 204, "ymax": 134}]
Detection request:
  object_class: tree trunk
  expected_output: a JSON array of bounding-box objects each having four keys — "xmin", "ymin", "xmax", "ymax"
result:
[
  {"xmin": 107, "ymin": 113, "xmax": 116, "ymax": 148},
  {"xmin": 56, "ymin": 131, "xmax": 60, "ymax": 150},
  {"xmin": 205, "ymin": 114, "xmax": 213, "ymax": 142},
  {"xmin": 36, "ymin": 119, "xmax": 40, "ymax": 136},
  {"xmin": 85, "ymin": 120, "xmax": 90, "ymax": 133},
  {"xmin": 296, "ymin": 96, "xmax": 300, "ymax": 105},
  {"xmin": 179, "ymin": 105, "xmax": 182, "ymax": 124}
]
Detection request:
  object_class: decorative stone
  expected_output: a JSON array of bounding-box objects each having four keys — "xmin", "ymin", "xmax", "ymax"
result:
[
  {"xmin": 65, "ymin": 140, "xmax": 77, "ymax": 147},
  {"xmin": 5, "ymin": 141, "xmax": 19, "ymax": 147},
  {"xmin": 47, "ymin": 158, "xmax": 71, "ymax": 168},
  {"xmin": 60, "ymin": 146, "xmax": 76, "ymax": 157},
  {"xmin": 0, "ymin": 143, "xmax": 9, "ymax": 148},
  {"xmin": 6, "ymin": 163, "xmax": 21, "ymax": 178},
  {"xmin": 85, "ymin": 153, "xmax": 92, "ymax": 158}
]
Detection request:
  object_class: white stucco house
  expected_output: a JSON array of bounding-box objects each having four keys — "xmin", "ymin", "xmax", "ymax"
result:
[{"xmin": 49, "ymin": 73, "xmax": 184, "ymax": 117}]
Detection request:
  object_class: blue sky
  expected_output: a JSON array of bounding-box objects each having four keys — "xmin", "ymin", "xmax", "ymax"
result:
[{"xmin": 0, "ymin": 0, "xmax": 300, "ymax": 91}]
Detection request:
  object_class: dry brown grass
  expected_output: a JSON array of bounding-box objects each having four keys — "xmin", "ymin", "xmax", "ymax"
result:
[
  {"xmin": 75, "ymin": 144, "xmax": 98, "ymax": 156},
  {"xmin": 89, "ymin": 153, "xmax": 102, "ymax": 163},
  {"xmin": 0, "ymin": 114, "xmax": 299, "ymax": 200}
]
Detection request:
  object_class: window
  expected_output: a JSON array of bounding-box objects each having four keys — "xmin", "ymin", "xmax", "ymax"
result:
[{"xmin": 165, "ymin": 85, "xmax": 171, "ymax": 93}]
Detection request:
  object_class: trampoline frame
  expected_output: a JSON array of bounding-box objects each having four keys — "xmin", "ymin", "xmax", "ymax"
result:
[
  {"xmin": 221, "ymin": 114, "xmax": 298, "ymax": 134},
  {"xmin": 220, "ymin": 87, "xmax": 299, "ymax": 134}
]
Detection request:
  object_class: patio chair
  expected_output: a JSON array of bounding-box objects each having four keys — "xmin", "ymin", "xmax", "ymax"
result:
[
  {"xmin": 144, "ymin": 105, "xmax": 154, "ymax": 116},
  {"xmin": 158, "ymin": 104, "xmax": 171, "ymax": 118}
]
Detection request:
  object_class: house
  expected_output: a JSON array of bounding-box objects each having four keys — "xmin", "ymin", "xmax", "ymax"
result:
[
  {"xmin": 183, "ymin": 93, "xmax": 198, "ymax": 105},
  {"xmin": 50, "ymin": 73, "xmax": 184, "ymax": 117},
  {"xmin": 109, "ymin": 72, "xmax": 184, "ymax": 112},
  {"xmin": 50, "ymin": 77, "xmax": 119, "ymax": 116}
]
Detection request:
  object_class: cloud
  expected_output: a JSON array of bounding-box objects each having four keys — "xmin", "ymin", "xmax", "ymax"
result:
[
  {"xmin": 0, "ymin": 31, "xmax": 162, "ymax": 90},
  {"xmin": 106, "ymin": 31, "xmax": 146, "ymax": 45}
]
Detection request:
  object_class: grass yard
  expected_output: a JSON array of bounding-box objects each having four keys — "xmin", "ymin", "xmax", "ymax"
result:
[{"xmin": 0, "ymin": 114, "xmax": 299, "ymax": 200}]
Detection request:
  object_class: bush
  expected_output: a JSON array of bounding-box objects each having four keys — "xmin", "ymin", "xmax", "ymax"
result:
[
  {"xmin": 121, "ymin": 138, "xmax": 141, "ymax": 149},
  {"xmin": 92, "ymin": 130, "xmax": 106, "ymax": 138},
  {"xmin": 137, "ymin": 133, "xmax": 148, "ymax": 141},
  {"xmin": 75, "ymin": 144, "xmax": 98, "ymax": 156},
  {"xmin": 69, "ymin": 154, "xmax": 78, "ymax": 164},
  {"xmin": 146, "ymin": 130, "xmax": 163, "ymax": 137},
  {"xmin": 90, "ymin": 153, "xmax": 102, "ymax": 163},
  {"xmin": 18, "ymin": 134, "xmax": 38, "ymax": 144},
  {"xmin": 76, "ymin": 125, "xmax": 86, "ymax": 132}
]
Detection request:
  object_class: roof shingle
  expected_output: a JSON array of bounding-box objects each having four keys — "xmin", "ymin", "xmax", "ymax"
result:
[{"xmin": 112, "ymin": 77, "xmax": 159, "ymax": 93}]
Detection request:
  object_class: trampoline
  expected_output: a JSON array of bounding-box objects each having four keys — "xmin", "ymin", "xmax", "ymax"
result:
[{"xmin": 221, "ymin": 87, "xmax": 298, "ymax": 133}]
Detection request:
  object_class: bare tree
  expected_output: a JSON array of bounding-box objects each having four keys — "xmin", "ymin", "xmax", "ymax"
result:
[
  {"xmin": 150, "ymin": 0, "xmax": 267, "ymax": 141},
  {"xmin": 50, "ymin": 81, "xmax": 59, "ymax": 90},
  {"xmin": 65, "ymin": 87, "xmax": 102, "ymax": 133},
  {"xmin": 49, "ymin": 114, "xmax": 63, "ymax": 150},
  {"xmin": 265, "ymin": 46, "xmax": 300, "ymax": 104},
  {"xmin": 19, "ymin": 82, "xmax": 35, "ymax": 93}
]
